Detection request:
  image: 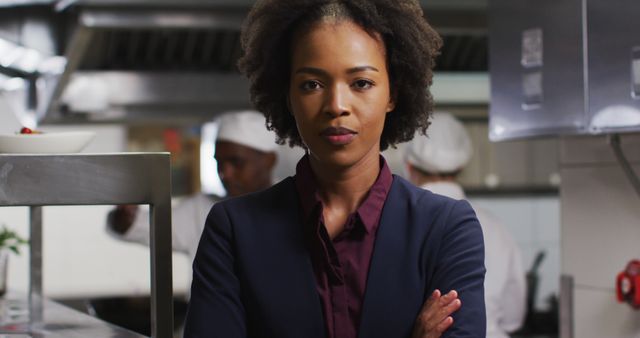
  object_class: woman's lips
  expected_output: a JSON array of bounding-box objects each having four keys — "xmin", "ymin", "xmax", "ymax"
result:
[{"xmin": 320, "ymin": 126, "xmax": 357, "ymax": 145}]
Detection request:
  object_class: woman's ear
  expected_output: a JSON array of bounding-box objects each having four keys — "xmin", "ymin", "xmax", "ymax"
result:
[
  {"xmin": 386, "ymin": 90, "xmax": 397, "ymax": 113},
  {"xmin": 386, "ymin": 100, "xmax": 396, "ymax": 113}
]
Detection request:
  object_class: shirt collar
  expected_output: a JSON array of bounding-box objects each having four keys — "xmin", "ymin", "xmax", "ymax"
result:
[{"xmin": 294, "ymin": 154, "xmax": 393, "ymax": 234}]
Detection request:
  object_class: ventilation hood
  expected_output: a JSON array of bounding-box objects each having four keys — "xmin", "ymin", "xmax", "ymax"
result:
[
  {"xmin": 0, "ymin": 0, "xmax": 489, "ymax": 126},
  {"xmin": 489, "ymin": 0, "xmax": 640, "ymax": 141}
]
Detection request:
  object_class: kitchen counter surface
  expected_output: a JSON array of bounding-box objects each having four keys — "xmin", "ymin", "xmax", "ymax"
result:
[{"xmin": 0, "ymin": 295, "xmax": 146, "ymax": 337}]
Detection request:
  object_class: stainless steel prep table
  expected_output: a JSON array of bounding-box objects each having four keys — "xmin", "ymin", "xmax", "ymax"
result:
[
  {"xmin": 0, "ymin": 153, "xmax": 173, "ymax": 338},
  {"xmin": 0, "ymin": 295, "xmax": 147, "ymax": 337}
]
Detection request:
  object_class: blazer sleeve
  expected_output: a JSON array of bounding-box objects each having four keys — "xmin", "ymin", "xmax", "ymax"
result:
[
  {"xmin": 184, "ymin": 203, "xmax": 247, "ymax": 338},
  {"xmin": 433, "ymin": 199, "xmax": 486, "ymax": 338}
]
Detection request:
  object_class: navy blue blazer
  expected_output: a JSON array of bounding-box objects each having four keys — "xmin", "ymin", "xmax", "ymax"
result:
[{"xmin": 185, "ymin": 175, "xmax": 486, "ymax": 338}]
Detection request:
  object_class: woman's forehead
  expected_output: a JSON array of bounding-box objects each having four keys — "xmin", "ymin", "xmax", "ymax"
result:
[
  {"xmin": 290, "ymin": 19, "xmax": 387, "ymax": 67},
  {"xmin": 292, "ymin": 16, "xmax": 383, "ymax": 44}
]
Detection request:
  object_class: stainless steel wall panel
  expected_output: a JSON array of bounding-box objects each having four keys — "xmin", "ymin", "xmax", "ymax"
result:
[
  {"xmin": 572, "ymin": 288, "xmax": 640, "ymax": 338},
  {"xmin": 560, "ymin": 163, "xmax": 640, "ymax": 289},
  {"xmin": 560, "ymin": 147, "xmax": 640, "ymax": 337}
]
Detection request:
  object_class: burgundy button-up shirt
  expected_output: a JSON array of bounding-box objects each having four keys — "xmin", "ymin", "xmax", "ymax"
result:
[{"xmin": 295, "ymin": 155, "xmax": 393, "ymax": 338}]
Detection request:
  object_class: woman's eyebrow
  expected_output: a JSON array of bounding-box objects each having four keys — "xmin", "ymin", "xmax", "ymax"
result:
[
  {"xmin": 346, "ymin": 65, "xmax": 379, "ymax": 74},
  {"xmin": 294, "ymin": 65, "xmax": 380, "ymax": 75}
]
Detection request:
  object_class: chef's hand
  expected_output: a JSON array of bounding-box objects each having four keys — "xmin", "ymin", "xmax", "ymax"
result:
[
  {"xmin": 411, "ymin": 289, "xmax": 461, "ymax": 338},
  {"xmin": 108, "ymin": 205, "xmax": 139, "ymax": 235}
]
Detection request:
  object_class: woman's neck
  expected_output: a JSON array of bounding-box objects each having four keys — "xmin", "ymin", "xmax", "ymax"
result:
[{"xmin": 309, "ymin": 151, "xmax": 381, "ymax": 220}]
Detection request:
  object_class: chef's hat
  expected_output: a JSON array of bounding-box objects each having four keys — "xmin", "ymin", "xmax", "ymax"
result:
[
  {"xmin": 404, "ymin": 112, "xmax": 472, "ymax": 173},
  {"xmin": 216, "ymin": 110, "xmax": 278, "ymax": 153}
]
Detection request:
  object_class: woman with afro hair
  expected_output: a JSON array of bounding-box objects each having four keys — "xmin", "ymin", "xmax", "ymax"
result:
[{"xmin": 185, "ymin": 1, "xmax": 486, "ymax": 337}]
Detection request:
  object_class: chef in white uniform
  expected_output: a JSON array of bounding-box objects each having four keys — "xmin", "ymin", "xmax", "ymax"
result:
[
  {"xmin": 404, "ymin": 112, "xmax": 527, "ymax": 338},
  {"xmin": 107, "ymin": 110, "xmax": 279, "ymax": 273}
]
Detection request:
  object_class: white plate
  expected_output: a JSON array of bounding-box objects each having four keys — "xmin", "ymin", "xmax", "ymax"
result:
[{"xmin": 0, "ymin": 131, "xmax": 96, "ymax": 154}]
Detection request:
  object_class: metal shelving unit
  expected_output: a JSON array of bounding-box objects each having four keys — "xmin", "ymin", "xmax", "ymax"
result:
[{"xmin": 0, "ymin": 153, "xmax": 173, "ymax": 338}]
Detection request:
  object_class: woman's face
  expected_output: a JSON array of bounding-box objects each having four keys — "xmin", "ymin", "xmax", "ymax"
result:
[{"xmin": 288, "ymin": 19, "xmax": 395, "ymax": 169}]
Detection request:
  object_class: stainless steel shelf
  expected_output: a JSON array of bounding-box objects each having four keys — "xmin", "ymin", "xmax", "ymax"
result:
[
  {"xmin": 0, "ymin": 295, "xmax": 147, "ymax": 337},
  {"xmin": 0, "ymin": 153, "xmax": 173, "ymax": 338}
]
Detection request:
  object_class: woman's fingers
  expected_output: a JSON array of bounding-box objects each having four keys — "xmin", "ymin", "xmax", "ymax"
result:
[
  {"xmin": 423, "ymin": 290, "xmax": 459, "ymax": 322},
  {"xmin": 440, "ymin": 290, "xmax": 458, "ymax": 305},
  {"xmin": 427, "ymin": 297, "xmax": 461, "ymax": 332},
  {"xmin": 414, "ymin": 315, "xmax": 455, "ymax": 338},
  {"xmin": 421, "ymin": 289, "xmax": 441, "ymax": 312},
  {"xmin": 412, "ymin": 289, "xmax": 462, "ymax": 338},
  {"xmin": 435, "ymin": 316, "xmax": 454, "ymax": 333},
  {"xmin": 438, "ymin": 298, "xmax": 461, "ymax": 323},
  {"xmin": 412, "ymin": 290, "xmax": 441, "ymax": 338}
]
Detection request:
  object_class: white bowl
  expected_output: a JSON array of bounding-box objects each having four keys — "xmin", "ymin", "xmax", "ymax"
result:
[{"xmin": 0, "ymin": 131, "xmax": 96, "ymax": 154}]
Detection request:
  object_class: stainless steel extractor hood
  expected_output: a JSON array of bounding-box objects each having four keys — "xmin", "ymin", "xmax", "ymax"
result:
[
  {"xmin": 45, "ymin": 0, "xmax": 252, "ymax": 125},
  {"xmin": 489, "ymin": 0, "xmax": 640, "ymax": 141},
  {"xmin": 0, "ymin": 0, "xmax": 490, "ymax": 126},
  {"xmin": 0, "ymin": 0, "xmax": 254, "ymax": 125}
]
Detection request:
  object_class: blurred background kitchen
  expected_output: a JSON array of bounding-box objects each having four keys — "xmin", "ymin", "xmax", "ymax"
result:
[{"xmin": 0, "ymin": 0, "xmax": 639, "ymax": 337}]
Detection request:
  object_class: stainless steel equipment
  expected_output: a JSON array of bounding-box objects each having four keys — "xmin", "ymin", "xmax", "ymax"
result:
[
  {"xmin": 0, "ymin": 0, "xmax": 489, "ymax": 125},
  {"xmin": 489, "ymin": 0, "xmax": 640, "ymax": 141},
  {"xmin": 0, "ymin": 296, "xmax": 147, "ymax": 337},
  {"xmin": 0, "ymin": 153, "xmax": 173, "ymax": 338}
]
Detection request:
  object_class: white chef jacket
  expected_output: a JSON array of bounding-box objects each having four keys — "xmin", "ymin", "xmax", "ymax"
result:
[
  {"xmin": 421, "ymin": 181, "xmax": 526, "ymax": 338},
  {"xmin": 108, "ymin": 193, "xmax": 218, "ymax": 275}
]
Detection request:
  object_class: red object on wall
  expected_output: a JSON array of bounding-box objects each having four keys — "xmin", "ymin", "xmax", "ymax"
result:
[
  {"xmin": 163, "ymin": 128, "xmax": 182, "ymax": 154},
  {"xmin": 616, "ymin": 260, "xmax": 640, "ymax": 309}
]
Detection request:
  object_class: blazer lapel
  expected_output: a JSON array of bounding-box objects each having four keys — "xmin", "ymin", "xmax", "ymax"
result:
[
  {"xmin": 262, "ymin": 178, "xmax": 325, "ymax": 338},
  {"xmin": 358, "ymin": 178, "xmax": 424, "ymax": 338}
]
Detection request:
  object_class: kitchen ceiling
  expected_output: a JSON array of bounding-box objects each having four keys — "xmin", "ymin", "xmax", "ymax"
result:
[
  {"xmin": 0, "ymin": 0, "xmax": 488, "ymax": 125},
  {"xmin": 75, "ymin": 27, "xmax": 486, "ymax": 73}
]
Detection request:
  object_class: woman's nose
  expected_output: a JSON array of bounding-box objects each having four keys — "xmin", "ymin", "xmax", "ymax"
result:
[{"xmin": 324, "ymin": 84, "xmax": 351, "ymax": 117}]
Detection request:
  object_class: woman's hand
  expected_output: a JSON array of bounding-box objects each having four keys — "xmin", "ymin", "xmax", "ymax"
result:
[{"xmin": 411, "ymin": 289, "xmax": 462, "ymax": 338}]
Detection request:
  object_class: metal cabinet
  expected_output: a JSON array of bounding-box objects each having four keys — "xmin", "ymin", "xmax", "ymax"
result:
[{"xmin": 0, "ymin": 153, "xmax": 173, "ymax": 338}]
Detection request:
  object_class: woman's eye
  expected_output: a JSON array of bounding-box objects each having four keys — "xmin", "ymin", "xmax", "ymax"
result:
[
  {"xmin": 353, "ymin": 79, "xmax": 374, "ymax": 90},
  {"xmin": 300, "ymin": 80, "xmax": 322, "ymax": 91}
]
